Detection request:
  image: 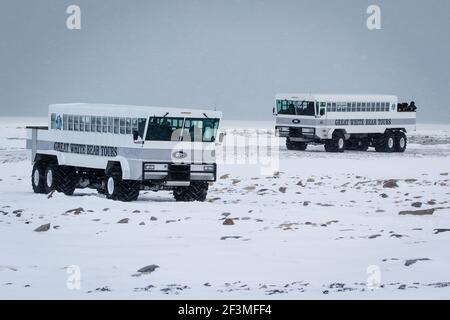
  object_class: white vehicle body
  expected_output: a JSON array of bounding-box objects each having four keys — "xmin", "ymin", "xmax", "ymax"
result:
[
  {"xmin": 274, "ymin": 94, "xmax": 417, "ymax": 152},
  {"xmin": 27, "ymin": 103, "xmax": 222, "ymax": 201}
]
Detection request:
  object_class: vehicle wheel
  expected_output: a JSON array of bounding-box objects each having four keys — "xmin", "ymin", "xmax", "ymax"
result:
[
  {"xmin": 173, "ymin": 182, "xmax": 208, "ymax": 202},
  {"xmin": 286, "ymin": 138, "xmax": 295, "ymax": 150},
  {"xmin": 105, "ymin": 168, "xmax": 123, "ymax": 201},
  {"xmin": 325, "ymin": 132, "xmax": 345, "ymax": 153},
  {"xmin": 44, "ymin": 163, "xmax": 62, "ymax": 194},
  {"xmin": 296, "ymin": 142, "xmax": 308, "ymax": 151},
  {"xmin": 394, "ymin": 132, "xmax": 407, "ymax": 153},
  {"xmin": 122, "ymin": 181, "xmax": 140, "ymax": 201},
  {"xmin": 375, "ymin": 131, "xmax": 395, "ymax": 153},
  {"xmin": 31, "ymin": 161, "xmax": 46, "ymax": 194},
  {"xmin": 105, "ymin": 168, "xmax": 139, "ymax": 202},
  {"xmin": 354, "ymin": 139, "xmax": 370, "ymax": 151},
  {"xmin": 58, "ymin": 167, "xmax": 77, "ymax": 196},
  {"xmin": 346, "ymin": 139, "xmax": 369, "ymax": 151}
]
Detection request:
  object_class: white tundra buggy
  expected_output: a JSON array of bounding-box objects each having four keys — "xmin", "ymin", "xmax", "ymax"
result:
[
  {"xmin": 274, "ymin": 94, "xmax": 417, "ymax": 153},
  {"xmin": 27, "ymin": 104, "xmax": 222, "ymax": 202}
]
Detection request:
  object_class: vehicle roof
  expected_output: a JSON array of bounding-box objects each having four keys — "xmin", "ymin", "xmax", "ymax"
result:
[
  {"xmin": 275, "ymin": 94, "xmax": 398, "ymax": 102},
  {"xmin": 49, "ymin": 103, "xmax": 222, "ymax": 118}
]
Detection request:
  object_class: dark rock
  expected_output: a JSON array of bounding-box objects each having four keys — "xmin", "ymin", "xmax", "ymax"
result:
[
  {"xmin": 137, "ymin": 265, "xmax": 160, "ymax": 274},
  {"xmin": 405, "ymin": 258, "xmax": 431, "ymax": 267},
  {"xmin": 220, "ymin": 236, "xmax": 242, "ymax": 240},
  {"xmin": 66, "ymin": 207, "xmax": 84, "ymax": 215},
  {"xmin": 399, "ymin": 209, "xmax": 435, "ymax": 216},
  {"xmin": 278, "ymin": 187, "xmax": 287, "ymax": 193},
  {"xmin": 380, "ymin": 193, "xmax": 389, "ymax": 198},
  {"xmin": 150, "ymin": 216, "xmax": 158, "ymax": 221},
  {"xmin": 411, "ymin": 202, "xmax": 423, "ymax": 208},
  {"xmin": 383, "ymin": 180, "xmax": 399, "ymax": 188},
  {"xmin": 368, "ymin": 234, "xmax": 382, "ymax": 239},
  {"xmin": 139, "ymin": 222, "xmax": 145, "ymax": 226},
  {"xmin": 117, "ymin": 218, "xmax": 129, "ymax": 224},
  {"xmin": 34, "ymin": 223, "xmax": 50, "ymax": 232},
  {"xmin": 434, "ymin": 229, "xmax": 450, "ymax": 234},
  {"xmin": 223, "ymin": 218, "xmax": 235, "ymax": 226}
]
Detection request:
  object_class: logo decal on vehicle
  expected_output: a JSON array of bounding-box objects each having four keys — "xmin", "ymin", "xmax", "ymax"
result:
[
  {"xmin": 173, "ymin": 151, "xmax": 188, "ymax": 159},
  {"xmin": 55, "ymin": 115, "xmax": 63, "ymax": 130},
  {"xmin": 292, "ymin": 119, "xmax": 301, "ymax": 124}
]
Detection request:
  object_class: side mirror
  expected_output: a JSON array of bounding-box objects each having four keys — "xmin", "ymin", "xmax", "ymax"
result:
[
  {"xmin": 218, "ymin": 132, "xmax": 225, "ymax": 143},
  {"xmin": 273, "ymin": 107, "xmax": 276, "ymax": 115},
  {"xmin": 133, "ymin": 130, "xmax": 143, "ymax": 144},
  {"xmin": 320, "ymin": 109, "xmax": 325, "ymax": 116}
]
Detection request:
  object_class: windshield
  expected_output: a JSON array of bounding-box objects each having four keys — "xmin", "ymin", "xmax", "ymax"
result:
[
  {"xmin": 182, "ymin": 118, "xmax": 220, "ymax": 142},
  {"xmin": 145, "ymin": 117, "xmax": 220, "ymax": 142},
  {"xmin": 276, "ymin": 100, "xmax": 316, "ymax": 116}
]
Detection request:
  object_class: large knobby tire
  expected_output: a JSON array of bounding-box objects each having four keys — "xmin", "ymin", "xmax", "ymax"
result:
[
  {"xmin": 286, "ymin": 138, "xmax": 307, "ymax": 151},
  {"xmin": 325, "ymin": 132, "xmax": 345, "ymax": 153},
  {"xmin": 44, "ymin": 164, "xmax": 77, "ymax": 195},
  {"xmin": 58, "ymin": 167, "xmax": 77, "ymax": 196},
  {"xmin": 31, "ymin": 161, "xmax": 46, "ymax": 194},
  {"xmin": 286, "ymin": 138, "xmax": 295, "ymax": 150},
  {"xmin": 173, "ymin": 182, "xmax": 209, "ymax": 202},
  {"xmin": 375, "ymin": 131, "xmax": 395, "ymax": 153},
  {"xmin": 44, "ymin": 163, "xmax": 61, "ymax": 194},
  {"xmin": 394, "ymin": 132, "xmax": 407, "ymax": 153},
  {"xmin": 346, "ymin": 139, "xmax": 369, "ymax": 151},
  {"xmin": 105, "ymin": 167, "xmax": 140, "ymax": 202}
]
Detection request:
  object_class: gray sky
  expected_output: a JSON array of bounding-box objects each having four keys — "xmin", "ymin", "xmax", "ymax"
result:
[{"xmin": 1, "ymin": 0, "xmax": 449, "ymax": 122}]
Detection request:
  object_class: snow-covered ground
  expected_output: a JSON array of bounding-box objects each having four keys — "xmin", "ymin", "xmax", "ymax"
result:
[{"xmin": 1, "ymin": 118, "xmax": 450, "ymax": 299}]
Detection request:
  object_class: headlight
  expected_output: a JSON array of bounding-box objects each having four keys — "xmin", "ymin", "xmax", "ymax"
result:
[
  {"xmin": 144, "ymin": 163, "xmax": 168, "ymax": 171},
  {"xmin": 203, "ymin": 165, "xmax": 215, "ymax": 172}
]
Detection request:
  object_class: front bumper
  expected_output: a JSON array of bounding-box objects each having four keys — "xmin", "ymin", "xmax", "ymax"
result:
[
  {"xmin": 276, "ymin": 126, "xmax": 316, "ymax": 140},
  {"xmin": 143, "ymin": 163, "xmax": 217, "ymax": 182}
]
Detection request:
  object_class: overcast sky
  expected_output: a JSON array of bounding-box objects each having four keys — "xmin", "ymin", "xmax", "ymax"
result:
[{"xmin": 0, "ymin": 0, "xmax": 449, "ymax": 122}]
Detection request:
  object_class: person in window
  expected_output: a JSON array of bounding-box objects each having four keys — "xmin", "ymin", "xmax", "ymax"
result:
[
  {"xmin": 147, "ymin": 118, "xmax": 162, "ymax": 140},
  {"xmin": 408, "ymin": 101, "xmax": 417, "ymax": 112},
  {"xmin": 288, "ymin": 102, "xmax": 296, "ymax": 115},
  {"xmin": 160, "ymin": 119, "xmax": 173, "ymax": 140}
]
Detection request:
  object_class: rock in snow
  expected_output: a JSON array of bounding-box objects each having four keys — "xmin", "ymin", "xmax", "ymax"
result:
[
  {"xmin": 399, "ymin": 209, "xmax": 435, "ymax": 216},
  {"xmin": 223, "ymin": 218, "xmax": 235, "ymax": 225},
  {"xmin": 34, "ymin": 223, "xmax": 51, "ymax": 232},
  {"xmin": 383, "ymin": 180, "xmax": 399, "ymax": 188},
  {"xmin": 117, "ymin": 218, "xmax": 129, "ymax": 224},
  {"xmin": 137, "ymin": 265, "xmax": 160, "ymax": 274}
]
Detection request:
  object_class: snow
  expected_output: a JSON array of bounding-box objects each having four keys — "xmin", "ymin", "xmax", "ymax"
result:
[{"xmin": 1, "ymin": 117, "xmax": 450, "ymax": 299}]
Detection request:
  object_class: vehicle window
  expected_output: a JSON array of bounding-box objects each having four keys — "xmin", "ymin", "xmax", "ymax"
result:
[
  {"xmin": 120, "ymin": 118, "xmax": 126, "ymax": 134},
  {"xmin": 376, "ymin": 102, "xmax": 381, "ymax": 112},
  {"xmin": 146, "ymin": 117, "xmax": 185, "ymax": 141},
  {"xmin": 327, "ymin": 103, "xmax": 331, "ymax": 112},
  {"xmin": 68, "ymin": 115, "xmax": 74, "ymax": 131},
  {"xmin": 331, "ymin": 103, "xmax": 337, "ymax": 112},
  {"xmin": 137, "ymin": 118, "xmax": 146, "ymax": 138},
  {"xmin": 79, "ymin": 116, "xmax": 85, "ymax": 132},
  {"xmin": 85, "ymin": 116, "xmax": 91, "ymax": 132},
  {"xmin": 183, "ymin": 118, "xmax": 220, "ymax": 142},
  {"xmin": 102, "ymin": 117, "xmax": 108, "ymax": 133},
  {"xmin": 50, "ymin": 114, "xmax": 56, "ymax": 129},
  {"xmin": 125, "ymin": 118, "xmax": 131, "ymax": 135},
  {"xmin": 371, "ymin": 103, "xmax": 376, "ymax": 112},
  {"xmin": 114, "ymin": 118, "xmax": 119, "ymax": 134},
  {"xmin": 361, "ymin": 103, "xmax": 366, "ymax": 112},
  {"xmin": 276, "ymin": 100, "xmax": 296, "ymax": 115}
]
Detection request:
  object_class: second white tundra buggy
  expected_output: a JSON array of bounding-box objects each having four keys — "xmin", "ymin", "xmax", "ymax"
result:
[{"xmin": 274, "ymin": 94, "xmax": 417, "ymax": 153}]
